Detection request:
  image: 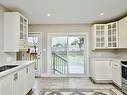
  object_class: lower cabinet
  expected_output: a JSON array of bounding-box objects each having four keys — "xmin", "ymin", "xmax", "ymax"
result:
[
  {"xmin": 112, "ymin": 61, "xmax": 122, "ymax": 87},
  {"xmin": 24, "ymin": 64, "xmax": 35, "ymax": 94},
  {"xmin": 0, "ymin": 63, "xmax": 35, "ymax": 95},
  {"xmin": 90, "ymin": 60, "xmax": 112, "ymax": 83},
  {"xmin": 90, "ymin": 60, "xmax": 122, "ymax": 87},
  {"xmin": 13, "ymin": 68, "xmax": 26, "ymax": 95},
  {"xmin": 0, "ymin": 74, "xmax": 13, "ymax": 95}
]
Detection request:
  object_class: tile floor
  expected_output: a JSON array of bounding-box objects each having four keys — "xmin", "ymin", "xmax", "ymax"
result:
[{"xmin": 31, "ymin": 77, "xmax": 124, "ymax": 95}]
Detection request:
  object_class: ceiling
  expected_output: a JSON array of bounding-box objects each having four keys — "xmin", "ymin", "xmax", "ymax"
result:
[{"xmin": 0, "ymin": 0, "xmax": 127, "ymax": 24}]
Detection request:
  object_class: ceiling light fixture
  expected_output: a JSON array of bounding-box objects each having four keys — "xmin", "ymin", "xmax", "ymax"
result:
[
  {"xmin": 100, "ymin": 13, "xmax": 104, "ymax": 16},
  {"xmin": 47, "ymin": 13, "xmax": 51, "ymax": 17}
]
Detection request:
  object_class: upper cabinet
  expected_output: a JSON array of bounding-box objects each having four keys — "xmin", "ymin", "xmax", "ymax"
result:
[
  {"xmin": 107, "ymin": 22, "xmax": 118, "ymax": 48},
  {"xmin": 91, "ymin": 16, "xmax": 127, "ymax": 50},
  {"xmin": 19, "ymin": 15, "xmax": 28, "ymax": 50},
  {"xmin": 0, "ymin": 12, "xmax": 28, "ymax": 52},
  {"xmin": 92, "ymin": 24, "xmax": 106, "ymax": 49},
  {"xmin": 91, "ymin": 21, "xmax": 119, "ymax": 50},
  {"xmin": 118, "ymin": 17, "xmax": 127, "ymax": 48}
]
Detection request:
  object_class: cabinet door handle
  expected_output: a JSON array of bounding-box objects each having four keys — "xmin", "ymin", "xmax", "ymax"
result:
[{"xmin": 13, "ymin": 73, "xmax": 18, "ymax": 81}]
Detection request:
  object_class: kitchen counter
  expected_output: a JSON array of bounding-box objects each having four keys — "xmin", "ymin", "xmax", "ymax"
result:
[{"xmin": 0, "ymin": 61, "xmax": 34, "ymax": 78}]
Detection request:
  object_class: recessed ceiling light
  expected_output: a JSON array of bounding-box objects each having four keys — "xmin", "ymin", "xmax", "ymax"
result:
[
  {"xmin": 47, "ymin": 13, "xmax": 51, "ymax": 17},
  {"xmin": 100, "ymin": 13, "xmax": 104, "ymax": 16}
]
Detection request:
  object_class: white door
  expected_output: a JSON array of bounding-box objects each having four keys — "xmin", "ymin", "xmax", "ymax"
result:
[{"xmin": 28, "ymin": 33, "xmax": 42, "ymax": 77}]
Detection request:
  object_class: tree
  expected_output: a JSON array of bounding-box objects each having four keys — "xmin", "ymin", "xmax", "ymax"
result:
[{"xmin": 71, "ymin": 38, "xmax": 84, "ymax": 51}]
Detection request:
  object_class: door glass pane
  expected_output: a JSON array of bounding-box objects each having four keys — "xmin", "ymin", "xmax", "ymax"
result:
[
  {"xmin": 28, "ymin": 36, "xmax": 39, "ymax": 70},
  {"xmin": 96, "ymin": 31, "xmax": 100, "ymax": 37},
  {"xmin": 51, "ymin": 37, "xmax": 68, "ymax": 74},
  {"xmin": 96, "ymin": 43, "xmax": 100, "ymax": 47},
  {"xmin": 28, "ymin": 33, "xmax": 42, "ymax": 77},
  {"xmin": 20, "ymin": 33, "xmax": 23, "ymax": 39},
  {"xmin": 108, "ymin": 43, "xmax": 111, "ymax": 47},
  {"xmin": 51, "ymin": 36, "xmax": 86, "ymax": 75},
  {"xmin": 68, "ymin": 36, "xmax": 85, "ymax": 74},
  {"xmin": 112, "ymin": 23, "xmax": 116, "ymax": 28},
  {"xmin": 96, "ymin": 38, "xmax": 100, "ymax": 43}
]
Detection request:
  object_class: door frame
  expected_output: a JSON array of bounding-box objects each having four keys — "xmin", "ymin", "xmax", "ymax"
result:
[
  {"xmin": 28, "ymin": 32, "xmax": 43, "ymax": 77},
  {"xmin": 47, "ymin": 32, "xmax": 89, "ymax": 77}
]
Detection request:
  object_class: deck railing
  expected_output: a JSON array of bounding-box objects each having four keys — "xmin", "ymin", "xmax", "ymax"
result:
[{"xmin": 52, "ymin": 53, "xmax": 68, "ymax": 74}]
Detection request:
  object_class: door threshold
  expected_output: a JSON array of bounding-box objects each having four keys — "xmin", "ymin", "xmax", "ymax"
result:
[{"xmin": 41, "ymin": 74, "xmax": 88, "ymax": 78}]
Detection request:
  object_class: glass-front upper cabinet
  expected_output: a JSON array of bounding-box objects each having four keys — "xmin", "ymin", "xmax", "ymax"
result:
[
  {"xmin": 20, "ymin": 17, "xmax": 23, "ymax": 40},
  {"xmin": 107, "ymin": 22, "xmax": 118, "ymax": 48},
  {"xmin": 95, "ymin": 24, "xmax": 106, "ymax": 48},
  {"xmin": 20, "ymin": 15, "xmax": 28, "ymax": 50},
  {"xmin": 3, "ymin": 12, "xmax": 28, "ymax": 52}
]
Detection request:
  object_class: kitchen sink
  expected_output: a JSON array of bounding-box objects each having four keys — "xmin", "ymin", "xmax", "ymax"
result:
[{"xmin": 0, "ymin": 65, "xmax": 18, "ymax": 72}]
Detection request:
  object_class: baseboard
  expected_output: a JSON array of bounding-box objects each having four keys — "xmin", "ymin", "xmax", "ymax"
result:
[{"xmin": 89, "ymin": 77, "xmax": 112, "ymax": 84}]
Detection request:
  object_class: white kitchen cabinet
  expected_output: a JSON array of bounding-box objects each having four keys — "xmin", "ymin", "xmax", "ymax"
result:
[
  {"xmin": 90, "ymin": 60, "xmax": 112, "ymax": 83},
  {"xmin": 0, "ymin": 13, "xmax": 4, "ymax": 52},
  {"xmin": 0, "ymin": 12, "xmax": 28, "ymax": 52},
  {"xmin": 19, "ymin": 16, "xmax": 28, "ymax": 50},
  {"xmin": 106, "ymin": 22, "xmax": 118, "ymax": 48},
  {"xmin": 112, "ymin": 61, "xmax": 122, "ymax": 87},
  {"xmin": 0, "ymin": 68, "xmax": 25, "ymax": 95},
  {"xmin": 13, "ymin": 68, "xmax": 25, "ymax": 95},
  {"xmin": 24, "ymin": 63, "xmax": 35, "ymax": 94},
  {"xmin": 0, "ymin": 74, "xmax": 13, "ymax": 95},
  {"xmin": 91, "ymin": 24, "xmax": 106, "ymax": 49},
  {"xmin": 91, "ymin": 22, "xmax": 118, "ymax": 50},
  {"xmin": 118, "ymin": 16, "xmax": 127, "ymax": 48},
  {"xmin": 0, "ymin": 63, "xmax": 35, "ymax": 95}
]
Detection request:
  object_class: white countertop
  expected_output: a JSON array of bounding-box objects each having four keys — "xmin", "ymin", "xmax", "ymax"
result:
[{"xmin": 0, "ymin": 61, "xmax": 34, "ymax": 78}]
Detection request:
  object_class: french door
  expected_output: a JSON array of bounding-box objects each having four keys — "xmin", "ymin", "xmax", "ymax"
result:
[
  {"xmin": 28, "ymin": 33, "xmax": 42, "ymax": 77},
  {"xmin": 48, "ymin": 33, "xmax": 87, "ymax": 75}
]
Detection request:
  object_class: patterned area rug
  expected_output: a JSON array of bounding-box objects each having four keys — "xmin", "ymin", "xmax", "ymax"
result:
[{"xmin": 39, "ymin": 89, "xmax": 117, "ymax": 95}]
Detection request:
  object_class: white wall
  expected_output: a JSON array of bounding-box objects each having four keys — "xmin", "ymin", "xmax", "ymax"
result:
[
  {"xmin": 29, "ymin": 24, "xmax": 91, "ymax": 75},
  {"xmin": 0, "ymin": 4, "xmax": 16, "ymax": 66},
  {"xmin": 29, "ymin": 24, "xmax": 91, "ymax": 33}
]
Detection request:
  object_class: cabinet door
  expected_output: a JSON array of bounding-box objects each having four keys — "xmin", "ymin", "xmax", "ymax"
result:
[
  {"xmin": 94, "ymin": 60, "xmax": 112, "ymax": 80},
  {"xmin": 0, "ymin": 13, "xmax": 4, "ymax": 52},
  {"xmin": 0, "ymin": 75, "xmax": 13, "ymax": 95},
  {"xmin": 4, "ymin": 12, "xmax": 20, "ymax": 52},
  {"xmin": 19, "ymin": 16, "xmax": 28, "ymax": 50},
  {"xmin": 24, "ymin": 64, "xmax": 35, "ymax": 94},
  {"xmin": 95, "ymin": 24, "xmax": 106, "ymax": 48},
  {"xmin": 13, "ymin": 69, "xmax": 25, "ymax": 95},
  {"xmin": 118, "ymin": 17, "xmax": 127, "ymax": 48},
  {"xmin": 112, "ymin": 62, "xmax": 122, "ymax": 87},
  {"xmin": 107, "ymin": 22, "xmax": 118, "ymax": 48},
  {"xmin": 28, "ymin": 64, "xmax": 35, "ymax": 90}
]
